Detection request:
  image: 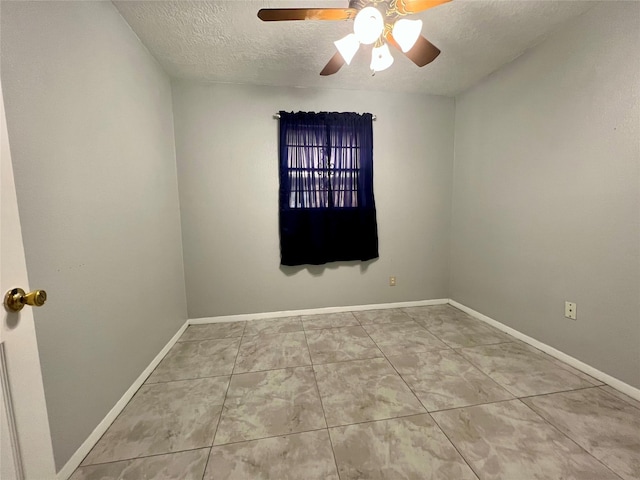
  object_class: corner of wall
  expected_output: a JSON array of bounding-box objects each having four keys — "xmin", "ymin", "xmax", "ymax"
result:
[{"xmin": 446, "ymin": 94, "xmax": 459, "ymax": 299}]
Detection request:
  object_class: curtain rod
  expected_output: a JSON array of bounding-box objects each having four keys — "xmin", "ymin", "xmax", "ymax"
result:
[{"xmin": 273, "ymin": 113, "xmax": 376, "ymax": 121}]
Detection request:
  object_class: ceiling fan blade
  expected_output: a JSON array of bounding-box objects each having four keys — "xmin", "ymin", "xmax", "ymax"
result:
[
  {"xmin": 385, "ymin": 31, "xmax": 440, "ymax": 67},
  {"xmin": 258, "ymin": 8, "xmax": 357, "ymax": 22},
  {"xmin": 320, "ymin": 52, "xmax": 346, "ymax": 76},
  {"xmin": 394, "ymin": 0, "xmax": 452, "ymax": 14},
  {"xmin": 405, "ymin": 35, "xmax": 441, "ymax": 66}
]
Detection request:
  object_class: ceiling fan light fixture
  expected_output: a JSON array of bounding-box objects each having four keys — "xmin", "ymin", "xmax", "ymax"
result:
[
  {"xmin": 353, "ymin": 6, "xmax": 384, "ymax": 45},
  {"xmin": 370, "ymin": 43, "xmax": 394, "ymax": 72},
  {"xmin": 334, "ymin": 33, "xmax": 360, "ymax": 65},
  {"xmin": 392, "ymin": 18, "xmax": 423, "ymax": 53}
]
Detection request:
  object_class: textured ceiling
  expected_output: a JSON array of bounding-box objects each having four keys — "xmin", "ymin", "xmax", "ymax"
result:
[{"xmin": 114, "ymin": 0, "xmax": 594, "ymax": 96}]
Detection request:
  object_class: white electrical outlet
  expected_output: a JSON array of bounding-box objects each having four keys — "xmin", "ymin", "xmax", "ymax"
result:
[
  {"xmin": 389, "ymin": 276, "xmax": 396, "ymax": 286},
  {"xmin": 565, "ymin": 301, "xmax": 577, "ymax": 320}
]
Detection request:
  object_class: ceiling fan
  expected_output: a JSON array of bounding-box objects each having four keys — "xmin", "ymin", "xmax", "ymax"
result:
[{"xmin": 258, "ymin": 0, "xmax": 452, "ymax": 75}]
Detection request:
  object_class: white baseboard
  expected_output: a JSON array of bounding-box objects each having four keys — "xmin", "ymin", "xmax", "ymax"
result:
[
  {"xmin": 188, "ymin": 298, "xmax": 450, "ymax": 325},
  {"xmin": 57, "ymin": 320, "xmax": 189, "ymax": 480},
  {"xmin": 449, "ymin": 300, "xmax": 640, "ymax": 402}
]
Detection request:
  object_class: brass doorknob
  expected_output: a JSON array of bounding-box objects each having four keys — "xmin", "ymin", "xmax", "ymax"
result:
[{"xmin": 4, "ymin": 288, "xmax": 47, "ymax": 312}]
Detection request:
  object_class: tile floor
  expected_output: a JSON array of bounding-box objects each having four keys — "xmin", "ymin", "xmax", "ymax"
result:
[{"xmin": 71, "ymin": 305, "xmax": 640, "ymax": 480}]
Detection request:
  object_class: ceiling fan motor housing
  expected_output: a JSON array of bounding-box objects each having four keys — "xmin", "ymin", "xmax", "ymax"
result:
[
  {"xmin": 349, "ymin": 0, "xmax": 373, "ymax": 10},
  {"xmin": 348, "ymin": 1, "xmax": 406, "ymax": 22}
]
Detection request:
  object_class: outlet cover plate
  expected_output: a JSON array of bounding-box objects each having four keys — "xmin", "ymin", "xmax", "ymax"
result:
[{"xmin": 565, "ymin": 301, "xmax": 577, "ymax": 320}]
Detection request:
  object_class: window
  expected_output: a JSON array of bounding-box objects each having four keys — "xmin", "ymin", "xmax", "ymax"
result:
[
  {"xmin": 284, "ymin": 124, "xmax": 360, "ymax": 209},
  {"xmin": 278, "ymin": 111, "xmax": 378, "ymax": 266}
]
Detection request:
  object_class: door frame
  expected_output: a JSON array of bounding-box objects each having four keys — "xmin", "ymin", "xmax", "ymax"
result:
[{"xmin": 1, "ymin": 80, "xmax": 57, "ymax": 479}]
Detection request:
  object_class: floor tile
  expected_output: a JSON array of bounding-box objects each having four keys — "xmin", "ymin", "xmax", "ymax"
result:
[
  {"xmin": 353, "ymin": 308, "xmax": 414, "ymax": 325},
  {"xmin": 330, "ymin": 414, "xmax": 477, "ymax": 480},
  {"xmin": 363, "ymin": 321, "xmax": 448, "ymax": 356},
  {"xmin": 75, "ymin": 305, "xmax": 639, "ymax": 479},
  {"xmin": 83, "ymin": 377, "xmax": 229, "ymax": 465},
  {"xmin": 523, "ymin": 388, "xmax": 640, "ymax": 480},
  {"xmin": 538, "ymin": 352, "xmax": 604, "ymax": 386},
  {"xmin": 403, "ymin": 304, "xmax": 468, "ymax": 323},
  {"xmin": 243, "ymin": 316, "xmax": 303, "ymax": 336},
  {"xmin": 313, "ymin": 358, "xmax": 425, "ymax": 427},
  {"xmin": 301, "ymin": 312, "xmax": 359, "ymax": 330},
  {"xmin": 432, "ymin": 400, "xmax": 620, "ymax": 479},
  {"xmin": 458, "ymin": 342, "xmax": 595, "ymax": 397},
  {"xmin": 388, "ymin": 350, "xmax": 513, "ymax": 411},
  {"xmin": 205, "ymin": 430, "xmax": 338, "ymax": 479},
  {"xmin": 146, "ymin": 338, "xmax": 240, "ymax": 383},
  {"xmin": 234, "ymin": 331, "xmax": 311, "ymax": 373},
  {"xmin": 600, "ymin": 385, "xmax": 640, "ymax": 410},
  {"xmin": 214, "ymin": 367, "xmax": 325, "ymax": 445},
  {"xmin": 305, "ymin": 326, "xmax": 382, "ymax": 364},
  {"xmin": 179, "ymin": 322, "xmax": 245, "ymax": 342},
  {"xmin": 70, "ymin": 449, "xmax": 209, "ymax": 480},
  {"xmin": 418, "ymin": 316, "xmax": 512, "ymax": 348}
]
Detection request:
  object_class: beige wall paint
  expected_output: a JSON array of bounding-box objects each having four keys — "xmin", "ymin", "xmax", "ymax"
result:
[
  {"xmin": 172, "ymin": 82, "xmax": 455, "ymax": 318},
  {"xmin": 450, "ymin": 2, "xmax": 640, "ymax": 388},
  {"xmin": 1, "ymin": 1, "xmax": 187, "ymax": 470}
]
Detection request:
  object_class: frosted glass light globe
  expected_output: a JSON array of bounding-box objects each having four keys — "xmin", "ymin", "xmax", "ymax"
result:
[
  {"xmin": 353, "ymin": 6, "xmax": 384, "ymax": 45},
  {"xmin": 334, "ymin": 33, "xmax": 360, "ymax": 64},
  {"xmin": 370, "ymin": 43, "xmax": 394, "ymax": 72},
  {"xmin": 392, "ymin": 18, "xmax": 423, "ymax": 53}
]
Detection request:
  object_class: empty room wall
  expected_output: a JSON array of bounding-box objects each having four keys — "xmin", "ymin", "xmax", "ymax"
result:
[
  {"xmin": 172, "ymin": 81, "xmax": 455, "ymax": 318},
  {"xmin": 1, "ymin": 1, "xmax": 187, "ymax": 470},
  {"xmin": 450, "ymin": 2, "xmax": 640, "ymax": 388}
]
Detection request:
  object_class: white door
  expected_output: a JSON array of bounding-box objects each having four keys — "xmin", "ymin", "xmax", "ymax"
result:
[{"xmin": 1, "ymin": 82, "xmax": 56, "ymax": 478}]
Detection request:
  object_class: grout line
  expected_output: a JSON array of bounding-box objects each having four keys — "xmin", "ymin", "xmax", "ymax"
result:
[
  {"xmin": 399, "ymin": 305, "xmax": 490, "ymax": 478},
  {"xmin": 74, "ymin": 381, "xmax": 152, "ymax": 470},
  {"xmin": 145, "ymin": 372, "xmax": 233, "ymax": 385},
  {"xmin": 300, "ymin": 327, "xmax": 341, "ymax": 478},
  {"xmin": 241, "ymin": 328, "xmax": 305, "ymax": 339},
  {"xmin": 176, "ymin": 335, "xmax": 243, "ymax": 343},
  {"xmin": 310, "ymin": 353, "xmax": 386, "ymax": 368},
  {"xmin": 326, "ymin": 411, "xmax": 449, "ymax": 430},
  {"xmin": 359, "ymin": 327, "xmax": 428, "ymax": 414},
  {"xmin": 429, "ymin": 412, "xmax": 483, "ymax": 480},
  {"xmin": 209, "ymin": 427, "xmax": 330, "ymax": 449},
  {"xmin": 232, "ymin": 329, "xmax": 311, "ymax": 374},
  {"xmin": 598, "ymin": 385, "xmax": 640, "ymax": 412},
  {"xmin": 78, "ymin": 446, "xmax": 211, "ymax": 469},
  {"xmin": 454, "ymin": 342, "xmax": 599, "ymax": 397},
  {"xmin": 518, "ymin": 343, "xmax": 605, "ymax": 386},
  {"xmin": 200, "ymin": 321, "xmax": 247, "ymax": 477},
  {"xmin": 200, "ymin": 450, "xmax": 211, "ymax": 480},
  {"xmin": 301, "ymin": 311, "xmax": 362, "ymax": 332},
  {"xmin": 517, "ymin": 399, "xmax": 626, "ymax": 480},
  {"xmin": 428, "ymin": 398, "xmax": 516, "ymax": 414},
  {"xmin": 448, "ymin": 300, "xmax": 640, "ymax": 400},
  {"xmin": 359, "ymin": 315, "xmax": 496, "ymax": 479},
  {"xmin": 452, "ymin": 347, "xmax": 525, "ymax": 398},
  {"xmin": 230, "ymin": 322, "xmax": 248, "ymax": 375},
  {"xmin": 241, "ymin": 329, "xmax": 304, "ymax": 337},
  {"xmin": 516, "ymin": 385, "xmax": 600, "ymax": 401},
  {"xmin": 233, "ymin": 361, "xmax": 313, "ymax": 376}
]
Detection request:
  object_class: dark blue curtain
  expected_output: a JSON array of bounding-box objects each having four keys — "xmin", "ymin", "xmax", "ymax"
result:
[{"xmin": 279, "ymin": 111, "xmax": 378, "ymax": 266}]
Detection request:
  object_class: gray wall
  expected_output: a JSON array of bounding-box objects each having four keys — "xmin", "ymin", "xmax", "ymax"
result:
[
  {"xmin": 450, "ymin": 2, "xmax": 640, "ymax": 388},
  {"xmin": 172, "ymin": 82, "xmax": 455, "ymax": 318},
  {"xmin": 1, "ymin": 1, "xmax": 187, "ymax": 470}
]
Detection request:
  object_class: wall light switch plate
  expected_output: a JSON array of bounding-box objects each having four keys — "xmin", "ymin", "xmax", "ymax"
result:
[{"xmin": 565, "ymin": 301, "xmax": 577, "ymax": 320}]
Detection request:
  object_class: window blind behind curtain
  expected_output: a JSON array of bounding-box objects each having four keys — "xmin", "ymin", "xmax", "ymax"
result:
[{"xmin": 278, "ymin": 111, "xmax": 379, "ymax": 266}]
